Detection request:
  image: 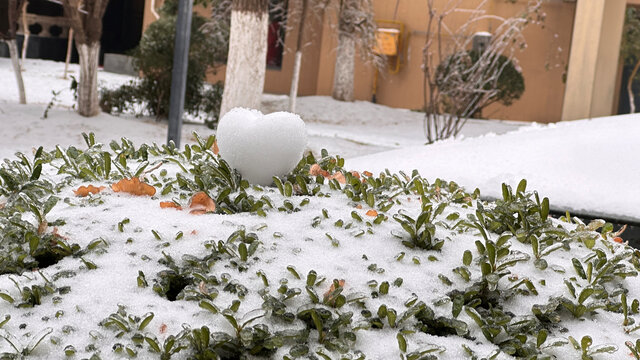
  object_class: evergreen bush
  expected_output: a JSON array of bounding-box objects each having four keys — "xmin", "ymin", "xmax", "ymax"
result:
[{"xmin": 100, "ymin": 0, "xmax": 226, "ymax": 128}]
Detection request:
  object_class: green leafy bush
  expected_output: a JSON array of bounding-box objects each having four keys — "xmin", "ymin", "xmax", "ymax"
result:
[{"xmin": 99, "ymin": 0, "xmax": 225, "ymax": 128}]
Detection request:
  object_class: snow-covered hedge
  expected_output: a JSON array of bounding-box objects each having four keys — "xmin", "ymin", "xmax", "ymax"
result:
[{"xmin": 0, "ymin": 133, "xmax": 637, "ymax": 360}]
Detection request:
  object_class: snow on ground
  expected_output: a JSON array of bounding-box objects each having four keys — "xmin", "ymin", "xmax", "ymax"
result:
[
  {"xmin": 0, "ymin": 58, "xmax": 132, "ymax": 107},
  {"xmin": 0, "ymin": 137, "xmax": 635, "ymax": 359},
  {"xmin": 347, "ymin": 115, "xmax": 640, "ymax": 223},
  {"xmin": 262, "ymin": 94, "xmax": 524, "ymax": 149},
  {"xmin": 1, "ymin": 58, "xmax": 637, "ymax": 223},
  {"xmin": 0, "ymin": 58, "xmax": 524, "ymax": 159},
  {"xmin": 0, "ymin": 59, "xmax": 639, "ymax": 360}
]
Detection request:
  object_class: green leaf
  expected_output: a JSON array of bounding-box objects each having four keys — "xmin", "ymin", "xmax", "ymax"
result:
[
  {"xmin": 397, "ymin": 332, "xmax": 407, "ymax": 352},
  {"xmin": 502, "ymin": 183, "xmax": 510, "ymax": 201},
  {"xmin": 537, "ymin": 329, "xmax": 548, "ymax": 347},
  {"xmin": 306, "ymin": 270, "xmax": 317, "ymax": 287},
  {"xmin": 145, "ymin": 337, "xmax": 161, "ymax": 353},
  {"xmin": 80, "ymin": 257, "xmax": 97, "ymax": 270},
  {"xmin": 199, "ymin": 300, "xmax": 219, "ymax": 315},
  {"xmin": 578, "ymin": 288, "xmax": 594, "ymax": 304},
  {"xmin": 581, "ymin": 335, "xmax": 592, "ymax": 350},
  {"xmin": 306, "ymin": 286, "xmax": 319, "ymax": 303},
  {"xmin": 26, "ymin": 232, "xmax": 39, "ymax": 255},
  {"xmin": 287, "ymin": 265, "xmax": 300, "ymax": 279},
  {"xmin": 238, "ymin": 243, "xmax": 248, "ymax": 262},
  {"xmin": 572, "ymin": 258, "xmax": 587, "ymax": 279},
  {"xmin": 516, "ymin": 179, "xmax": 527, "ymax": 194},
  {"xmin": 311, "ymin": 310, "xmax": 324, "ymax": 341},
  {"xmin": 0, "ymin": 315, "xmax": 10, "ymax": 328},
  {"xmin": 43, "ymin": 196, "xmax": 60, "ymax": 216},
  {"xmin": 103, "ymin": 152, "xmax": 111, "ymax": 179},
  {"xmin": 0, "ymin": 292, "xmax": 15, "ymax": 304},
  {"xmin": 452, "ymin": 295, "xmax": 464, "ymax": 318},
  {"xmin": 64, "ymin": 345, "xmax": 77, "ymax": 356},
  {"xmin": 589, "ymin": 344, "xmax": 618, "ymax": 354},
  {"xmin": 380, "ymin": 281, "xmax": 390, "ymax": 295},
  {"xmin": 531, "ymin": 237, "xmax": 539, "ymax": 257},
  {"xmin": 541, "ymin": 197, "xmax": 549, "ymax": 221},
  {"xmin": 30, "ymin": 163, "xmax": 42, "ymax": 181},
  {"xmin": 486, "ymin": 240, "xmax": 496, "ymax": 267},
  {"xmin": 284, "ymin": 181, "xmax": 293, "ymax": 197},
  {"xmin": 138, "ymin": 313, "xmax": 154, "ymax": 331},
  {"xmin": 463, "ymin": 250, "xmax": 472, "ymax": 266},
  {"xmin": 222, "ymin": 312, "xmax": 239, "ymax": 331}
]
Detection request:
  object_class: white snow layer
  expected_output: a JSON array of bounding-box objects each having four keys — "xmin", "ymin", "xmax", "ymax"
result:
[
  {"xmin": 216, "ymin": 108, "xmax": 308, "ymax": 185},
  {"xmin": 348, "ymin": 114, "xmax": 640, "ymax": 222}
]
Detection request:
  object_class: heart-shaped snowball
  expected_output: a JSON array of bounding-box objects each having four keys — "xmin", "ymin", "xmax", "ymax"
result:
[{"xmin": 216, "ymin": 108, "xmax": 308, "ymax": 185}]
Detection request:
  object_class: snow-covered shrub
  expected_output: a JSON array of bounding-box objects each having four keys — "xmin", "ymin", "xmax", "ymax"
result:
[{"xmin": 0, "ymin": 133, "xmax": 637, "ymax": 359}]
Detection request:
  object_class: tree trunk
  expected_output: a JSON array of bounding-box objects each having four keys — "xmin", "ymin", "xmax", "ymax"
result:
[
  {"xmin": 332, "ymin": 33, "xmax": 355, "ymax": 101},
  {"xmin": 219, "ymin": 4, "xmax": 269, "ymax": 117},
  {"xmin": 77, "ymin": 42, "xmax": 101, "ymax": 117},
  {"xmin": 627, "ymin": 58, "xmax": 640, "ymax": 114},
  {"xmin": 289, "ymin": 51, "xmax": 303, "ymax": 112},
  {"xmin": 7, "ymin": 39, "xmax": 26, "ymax": 104},
  {"xmin": 64, "ymin": 28, "xmax": 73, "ymax": 79},
  {"xmin": 20, "ymin": 0, "xmax": 29, "ymax": 66},
  {"xmin": 289, "ymin": 0, "xmax": 308, "ymax": 113}
]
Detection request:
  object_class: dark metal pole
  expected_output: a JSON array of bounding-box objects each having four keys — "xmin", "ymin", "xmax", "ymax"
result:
[{"xmin": 167, "ymin": 0, "xmax": 193, "ymax": 147}]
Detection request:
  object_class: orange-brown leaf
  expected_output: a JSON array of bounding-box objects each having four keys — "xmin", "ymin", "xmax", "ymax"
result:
[
  {"xmin": 363, "ymin": 171, "xmax": 373, "ymax": 177},
  {"xmin": 330, "ymin": 171, "xmax": 346, "ymax": 184},
  {"xmin": 212, "ymin": 141, "xmax": 219, "ymax": 155},
  {"xmin": 160, "ymin": 201, "xmax": 182, "ymax": 210},
  {"xmin": 310, "ymin": 163, "xmax": 329, "ymax": 177},
  {"xmin": 38, "ymin": 220, "xmax": 48, "ymax": 236},
  {"xmin": 111, "ymin": 178, "xmax": 156, "ymax": 196},
  {"xmin": 323, "ymin": 279, "xmax": 346, "ymax": 301},
  {"xmin": 189, "ymin": 192, "xmax": 216, "ymax": 215},
  {"xmin": 366, "ymin": 209, "xmax": 378, "ymax": 217},
  {"xmin": 613, "ymin": 237, "xmax": 624, "ymax": 243},
  {"xmin": 351, "ymin": 171, "xmax": 360, "ymax": 179},
  {"xmin": 73, "ymin": 185, "xmax": 106, "ymax": 197}
]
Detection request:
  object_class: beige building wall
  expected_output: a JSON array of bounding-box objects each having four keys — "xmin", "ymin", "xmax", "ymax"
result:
[
  {"xmin": 139, "ymin": 0, "xmax": 634, "ymax": 123},
  {"xmin": 311, "ymin": 0, "xmax": 576, "ymax": 122},
  {"xmin": 562, "ymin": 0, "xmax": 626, "ymax": 121}
]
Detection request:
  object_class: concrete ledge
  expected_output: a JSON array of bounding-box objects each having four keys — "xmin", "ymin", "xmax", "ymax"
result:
[{"xmin": 103, "ymin": 53, "xmax": 137, "ymax": 76}]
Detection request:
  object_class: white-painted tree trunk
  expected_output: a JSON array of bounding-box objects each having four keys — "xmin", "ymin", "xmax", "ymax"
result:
[
  {"xmin": 289, "ymin": 51, "xmax": 303, "ymax": 112},
  {"xmin": 219, "ymin": 9, "xmax": 268, "ymax": 117},
  {"xmin": 64, "ymin": 28, "xmax": 74, "ymax": 79},
  {"xmin": 21, "ymin": 1, "xmax": 29, "ymax": 66},
  {"xmin": 627, "ymin": 59, "xmax": 640, "ymax": 114},
  {"xmin": 77, "ymin": 42, "xmax": 101, "ymax": 117},
  {"xmin": 7, "ymin": 39, "xmax": 26, "ymax": 104},
  {"xmin": 332, "ymin": 33, "xmax": 355, "ymax": 102}
]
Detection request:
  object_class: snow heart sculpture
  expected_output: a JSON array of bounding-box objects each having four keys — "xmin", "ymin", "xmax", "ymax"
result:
[{"xmin": 216, "ymin": 108, "xmax": 308, "ymax": 185}]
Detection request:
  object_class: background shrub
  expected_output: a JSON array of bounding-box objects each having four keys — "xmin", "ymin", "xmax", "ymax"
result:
[{"xmin": 100, "ymin": 0, "xmax": 226, "ymax": 128}]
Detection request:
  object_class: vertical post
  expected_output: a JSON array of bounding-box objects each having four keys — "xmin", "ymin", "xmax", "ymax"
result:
[
  {"xmin": 561, "ymin": 0, "xmax": 626, "ymax": 121},
  {"xmin": 167, "ymin": 0, "xmax": 193, "ymax": 147}
]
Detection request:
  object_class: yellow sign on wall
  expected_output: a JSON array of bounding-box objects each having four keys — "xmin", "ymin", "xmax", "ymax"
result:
[{"xmin": 374, "ymin": 28, "xmax": 400, "ymax": 56}]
